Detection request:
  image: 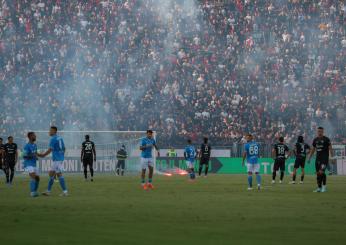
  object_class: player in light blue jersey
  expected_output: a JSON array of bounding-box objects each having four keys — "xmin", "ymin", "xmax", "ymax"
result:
[
  {"xmin": 22, "ymin": 132, "xmax": 44, "ymax": 197},
  {"xmin": 242, "ymin": 134, "xmax": 261, "ymax": 190},
  {"xmin": 184, "ymin": 139, "xmax": 197, "ymax": 180},
  {"xmin": 140, "ymin": 130, "xmax": 160, "ymax": 190},
  {"xmin": 40, "ymin": 126, "xmax": 68, "ymax": 196}
]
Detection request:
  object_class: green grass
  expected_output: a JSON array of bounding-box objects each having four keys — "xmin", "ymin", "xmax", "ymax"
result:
[{"xmin": 1, "ymin": 174, "xmax": 346, "ymax": 245}]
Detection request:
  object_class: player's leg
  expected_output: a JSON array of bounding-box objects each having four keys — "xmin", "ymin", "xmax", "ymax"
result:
[
  {"xmin": 120, "ymin": 161, "xmax": 125, "ymax": 176},
  {"xmin": 140, "ymin": 158, "xmax": 148, "ymax": 189},
  {"xmin": 9, "ymin": 162, "xmax": 15, "ymax": 184},
  {"xmin": 279, "ymin": 160, "xmax": 285, "ymax": 183},
  {"xmin": 314, "ymin": 162, "xmax": 323, "ymax": 192},
  {"xmin": 56, "ymin": 162, "xmax": 68, "ymax": 195},
  {"xmin": 291, "ymin": 160, "xmax": 299, "ymax": 184},
  {"xmin": 321, "ymin": 163, "xmax": 327, "ymax": 192},
  {"xmin": 246, "ymin": 164, "xmax": 253, "ymax": 189},
  {"xmin": 29, "ymin": 171, "xmax": 40, "ymax": 197},
  {"xmin": 300, "ymin": 160, "xmax": 305, "ymax": 183},
  {"xmin": 83, "ymin": 160, "xmax": 88, "ymax": 180},
  {"xmin": 198, "ymin": 162, "xmax": 203, "ymax": 176},
  {"xmin": 116, "ymin": 160, "xmax": 120, "ymax": 176},
  {"xmin": 147, "ymin": 159, "xmax": 155, "ymax": 189},
  {"xmin": 89, "ymin": 161, "xmax": 94, "ymax": 181},
  {"xmin": 272, "ymin": 160, "xmax": 278, "ymax": 183},
  {"xmin": 4, "ymin": 161, "xmax": 10, "ymax": 184},
  {"xmin": 204, "ymin": 160, "xmax": 209, "ymax": 177},
  {"xmin": 254, "ymin": 164, "xmax": 261, "ymax": 190}
]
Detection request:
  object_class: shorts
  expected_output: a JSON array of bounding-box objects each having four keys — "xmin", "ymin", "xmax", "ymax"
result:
[
  {"xmin": 116, "ymin": 160, "xmax": 125, "ymax": 169},
  {"xmin": 200, "ymin": 158, "xmax": 210, "ymax": 165},
  {"xmin": 273, "ymin": 158, "xmax": 285, "ymax": 172},
  {"xmin": 5, "ymin": 160, "xmax": 16, "ymax": 169},
  {"xmin": 294, "ymin": 158, "xmax": 306, "ymax": 169},
  {"xmin": 50, "ymin": 161, "xmax": 64, "ymax": 173},
  {"xmin": 247, "ymin": 163, "xmax": 260, "ymax": 173},
  {"xmin": 25, "ymin": 166, "xmax": 38, "ymax": 174},
  {"xmin": 141, "ymin": 158, "xmax": 154, "ymax": 169},
  {"xmin": 315, "ymin": 159, "xmax": 328, "ymax": 173},
  {"xmin": 83, "ymin": 158, "xmax": 93, "ymax": 168},
  {"xmin": 186, "ymin": 160, "xmax": 195, "ymax": 169}
]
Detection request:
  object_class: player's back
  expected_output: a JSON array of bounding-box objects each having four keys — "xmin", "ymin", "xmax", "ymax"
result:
[
  {"xmin": 82, "ymin": 140, "xmax": 94, "ymax": 159},
  {"xmin": 200, "ymin": 143, "xmax": 211, "ymax": 159},
  {"xmin": 295, "ymin": 142, "xmax": 309, "ymax": 159},
  {"xmin": 274, "ymin": 143, "xmax": 288, "ymax": 159},
  {"xmin": 4, "ymin": 143, "xmax": 17, "ymax": 161},
  {"xmin": 185, "ymin": 145, "xmax": 196, "ymax": 161},
  {"xmin": 245, "ymin": 141, "xmax": 259, "ymax": 164},
  {"xmin": 50, "ymin": 135, "xmax": 65, "ymax": 161}
]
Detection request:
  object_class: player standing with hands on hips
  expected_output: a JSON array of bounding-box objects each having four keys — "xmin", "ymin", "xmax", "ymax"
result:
[
  {"xmin": 307, "ymin": 127, "xmax": 333, "ymax": 193},
  {"xmin": 140, "ymin": 130, "xmax": 160, "ymax": 190},
  {"xmin": 242, "ymin": 134, "xmax": 261, "ymax": 190}
]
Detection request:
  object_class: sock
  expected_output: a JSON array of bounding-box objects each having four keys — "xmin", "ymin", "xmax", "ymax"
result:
[
  {"xmin": 272, "ymin": 172, "xmax": 276, "ymax": 180},
  {"xmin": 116, "ymin": 168, "xmax": 120, "ymax": 175},
  {"xmin": 47, "ymin": 176, "xmax": 55, "ymax": 192},
  {"xmin": 280, "ymin": 171, "xmax": 284, "ymax": 181},
  {"xmin": 322, "ymin": 173, "xmax": 327, "ymax": 186},
  {"xmin": 35, "ymin": 179, "xmax": 39, "ymax": 191},
  {"xmin": 148, "ymin": 178, "xmax": 152, "ymax": 184},
  {"xmin": 58, "ymin": 176, "xmax": 67, "ymax": 192},
  {"xmin": 292, "ymin": 173, "xmax": 296, "ymax": 181},
  {"xmin": 84, "ymin": 169, "xmax": 87, "ymax": 179},
  {"xmin": 205, "ymin": 166, "xmax": 209, "ymax": 176},
  {"xmin": 247, "ymin": 175, "xmax": 253, "ymax": 187},
  {"xmin": 141, "ymin": 178, "xmax": 145, "ymax": 184},
  {"xmin": 121, "ymin": 170, "xmax": 124, "ymax": 176},
  {"xmin": 198, "ymin": 166, "xmax": 202, "ymax": 176},
  {"xmin": 301, "ymin": 175, "xmax": 304, "ymax": 182},
  {"xmin": 317, "ymin": 174, "xmax": 322, "ymax": 188},
  {"xmin": 5, "ymin": 169, "xmax": 9, "ymax": 183},
  {"xmin": 90, "ymin": 168, "xmax": 94, "ymax": 177},
  {"xmin": 30, "ymin": 179, "xmax": 36, "ymax": 193},
  {"xmin": 256, "ymin": 174, "xmax": 262, "ymax": 185}
]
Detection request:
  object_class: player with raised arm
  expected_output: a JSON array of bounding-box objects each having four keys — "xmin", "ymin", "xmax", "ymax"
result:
[
  {"xmin": 3, "ymin": 136, "xmax": 18, "ymax": 185},
  {"xmin": 41, "ymin": 126, "xmax": 68, "ymax": 196},
  {"xmin": 81, "ymin": 135, "xmax": 96, "ymax": 182},
  {"xmin": 290, "ymin": 136, "xmax": 310, "ymax": 184},
  {"xmin": 184, "ymin": 139, "xmax": 197, "ymax": 181},
  {"xmin": 307, "ymin": 127, "xmax": 333, "ymax": 193},
  {"xmin": 272, "ymin": 137, "xmax": 290, "ymax": 184},
  {"xmin": 242, "ymin": 134, "xmax": 261, "ymax": 190},
  {"xmin": 140, "ymin": 130, "xmax": 160, "ymax": 190},
  {"xmin": 198, "ymin": 137, "xmax": 211, "ymax": 177},
  {"xmin": 22, "ymin": 132, "xmax": 42, "ymax": 197}
]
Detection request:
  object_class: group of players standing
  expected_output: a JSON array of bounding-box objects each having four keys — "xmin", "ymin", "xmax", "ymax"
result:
[
  {"xmin": 0, "ymin": 126, "xmax": 334, "ymax": 196},
  {"xmin": 242, "ymin": 126, "xmax": 333, "ymax": 192}
]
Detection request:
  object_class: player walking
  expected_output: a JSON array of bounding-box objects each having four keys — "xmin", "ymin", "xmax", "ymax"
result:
[
  {"xmin": 198, "ymin": 137, "xmax": 211, "ymax": 177},
  {"xmin": 140, "ymin": 130, "xmax": 160, "ymax": 190},
  {"xmin": 81, "ymin": 135, "xmax": 96, "ymax": 181},
  {"xmin": 272, "ymin": 137, "xmax": 290, "ymax": 184},
  {"xmin": 41, "ymin": 126, "xmax": 68, "ymax": 196},
  {"xmin": 290, "ymin": 136, "xmax": 310, "ymax": 184},
  {"xmin": 22, "ymin": 132, "xmax": 41, "ymax": 197},
  {"xmin": 184, "ymin": 139, "xmax": 197, "ymax": 181},
  {"xmin": 3, "ymin": 136, "xmax": 18, "ymax": 185},
  {"xmin": 242, "ymin": 134, "xmax": 261, "ymax": 190},
  {"xmin": 307, "ymin": 127, "xmax": 333, "ymax": 193},
  {"xmin": 116, "ymin": 145, "xmax": 128, "ymax": 176}
]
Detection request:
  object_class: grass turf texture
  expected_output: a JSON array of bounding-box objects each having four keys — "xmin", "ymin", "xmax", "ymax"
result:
[{"xmin": 0, "ymin": 174, "xmax": 346, "ymax": 245}]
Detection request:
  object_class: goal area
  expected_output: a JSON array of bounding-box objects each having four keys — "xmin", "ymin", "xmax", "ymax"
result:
[{"xmin": 30, "ymin": 131, "xmax": 155, "ymax": 174}]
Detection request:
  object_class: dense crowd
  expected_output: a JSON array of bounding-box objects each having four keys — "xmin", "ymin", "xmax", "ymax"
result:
[{"xmin": 0, "ymin": 0, "xmax": 345, "ymax": 147}]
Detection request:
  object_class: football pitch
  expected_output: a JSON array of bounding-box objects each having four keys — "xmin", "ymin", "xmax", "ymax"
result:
[{"xmin": 1, "ymin": 174, "xmax": 346, "ymax": 245}]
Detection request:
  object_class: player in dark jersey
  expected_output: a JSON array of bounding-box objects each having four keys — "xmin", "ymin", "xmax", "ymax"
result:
[
  {"xmin": 290, "ymin": 136, "xmax": 310, "ymax": 184},
  {"xmin": 272, "ymin": 137, "xmax": 290, "ymax": 184},
  {"xmin": 81, "ymin": 135, "xmax": 96, "ymax": 181},
  {"xmin": 3, "ymin": 136, "xmax": 18, "ymax": 185},
  {"xmin": 116, "ymin": 145, "xmax": 128, "ymax": 176},
  {"xmin": 307, "ymin": 127, "xmax": 333, "ymax": 193},
  {"xmin": 0, "ymin": 137, "xmax": 7, "ymax": 179},
  {"xmin": 198, "ymin": 137, "xmax": 211, "ymax": 177}
]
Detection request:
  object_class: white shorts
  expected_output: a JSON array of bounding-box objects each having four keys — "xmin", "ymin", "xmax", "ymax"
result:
[
  {"xmin": 50, "ymin": 161, "xmax": 64, "ymax": 173},
  {"xmin": 140, "ymin": 158, "xmax": 154, "ymax": 170},
  {"xmin": 25, "ymin": 166, "xmax": 38, "ymax": 174},
  {"xmin": 186, "ymin": 160, "xmax": 195, "ymax": 169},
  {"xmin": 247, "ymin": 163, "xmax": 260, "ymax": 173}
]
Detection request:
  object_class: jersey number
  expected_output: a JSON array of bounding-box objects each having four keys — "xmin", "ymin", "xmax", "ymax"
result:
[
  {"xmin": 249, "ymin": 145, "xmax": 258, "ymax": 155},
  {"xmin": 278, "ymin": 146, "xmax": 285, "ymax": 155},
  {"xmin": 85, "ymin": 143, "xmax": 92, "ymax": 151}
]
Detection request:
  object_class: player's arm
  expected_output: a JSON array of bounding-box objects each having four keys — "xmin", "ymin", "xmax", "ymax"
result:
[
  {"xmin": 153, "ymin": 143, "xmax": 160, "ymax": 157},
  {"xmin": 242, "ymin": 151, "xmax": 247, "ymax": 167},
  {"xmin": 307, "ymin": 147, "xmax": 315, "ymax": 163},
  {"xmin": 81, "ymin": 145, "xmax": 84, "ymax": 161},
  {"xmin": 38, "ymin": 148, "xmax": 52, "ymax": 158},
  {"xmin": 293, "ymin": 144, "xmax": 297, "ymax": 157},
  {"xmin": 93, "ymin": 143, "xmax": 96, "ymax": 161},
  {"xmin": 15, "ymin": 145, "xmax": 18, "ymax": 163},
  {"xmin": 271, "ymin": 147, "xmax": 276, "ymax": 159},
  {"xmin": 285, "ymin": 146, "xmax": 291, "ymax": 159},
  {"xmin": 329, "ymin": 142, "xmax": 333, "ymax": 160},
  {"xmin": 184, "ymin": 149, "xmax": 188, "ymax": 160}
]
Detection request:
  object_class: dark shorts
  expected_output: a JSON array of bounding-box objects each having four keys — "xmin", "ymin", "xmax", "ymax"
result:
[
  {"xmin": 116, "ymin": 160, "xmax": 125, "ymax": 169},
  {"xmin": 294, "ymin": 158, "xmax": 306, "ymax": 169},
  {"xmin": 200, "ymin": 158, "xmax": 210, "ymax": 165},
  {"xmin": 83, "ymin": 158, "xmax": 93, "ymax": 168},
  {"xmin": 315, "ymin": 159, "xmax": 328, "ymax": 173},
  {"xmin": 274, "ymin": 158, "xmax": 285, "ymax": 172}
]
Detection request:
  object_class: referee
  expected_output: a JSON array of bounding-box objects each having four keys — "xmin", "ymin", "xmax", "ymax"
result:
[{"xmin": 308, "ymin": 127, "xmax": 333, "ymax": 193}]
